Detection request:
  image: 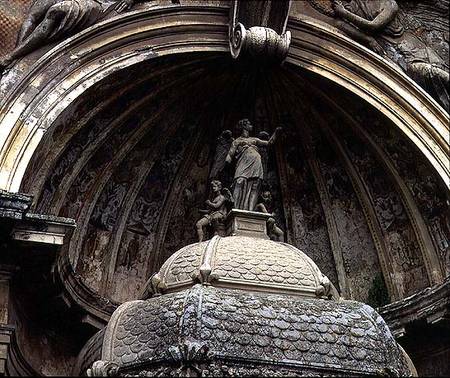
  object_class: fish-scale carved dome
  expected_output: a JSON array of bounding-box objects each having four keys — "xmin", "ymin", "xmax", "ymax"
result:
[
  {"xmin": 149, "ymin": 235, "xmax": 337, "ymax": 299},
  {"xmin": 82, "ymin": 229, "xmax": 415, "ymax": 377},
  {"xmin": 86, "ymin": 284, "xmax": 413, "ymax": 377}
]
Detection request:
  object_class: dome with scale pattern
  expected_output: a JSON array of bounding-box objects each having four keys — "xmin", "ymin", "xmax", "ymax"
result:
[
  {"xmin": 148, "ymin": 235, "xmax": 338, "ymax": 299},
  {"xmin": 80, "ymin": 233, "xmax": 415, "ymax": 377}
]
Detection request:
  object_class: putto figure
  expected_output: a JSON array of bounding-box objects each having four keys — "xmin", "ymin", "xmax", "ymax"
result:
[
  {"xmin": 196, "ymin": 180, "xmax": 233, "ymax": 242},
  {"xmin": 225, "ymin": 119, "xmax": 282, "ymax": 211},
  {"xmin": 255, "ymin": 191, "xmax": 284, "ymax": 241}
]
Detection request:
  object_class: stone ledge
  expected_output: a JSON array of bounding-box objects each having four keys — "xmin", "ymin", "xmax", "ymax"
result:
[
  {"xmin": 0, "ymin": 189, "xmax": 76, "ymax": 247},
  {"xmin": 379, "ymin": 276, "xmax": 450, "ymax": 338},
  {"xmin": 0, "ymin": 190, "xmax": 32, "ymax": 221},
  {"xmin": 12, "ymin": 213, "xmax": 76, "ymax": 246}
]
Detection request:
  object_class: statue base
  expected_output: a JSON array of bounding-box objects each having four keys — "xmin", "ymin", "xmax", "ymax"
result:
[{"xmin": 226, "ymin": 209, "xmax": 271, "ymax": 239}]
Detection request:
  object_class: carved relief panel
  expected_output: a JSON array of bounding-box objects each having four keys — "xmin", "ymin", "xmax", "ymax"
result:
[{"xmin": 330, "ymin": 120, "xmax": 430, "ymax": 297}]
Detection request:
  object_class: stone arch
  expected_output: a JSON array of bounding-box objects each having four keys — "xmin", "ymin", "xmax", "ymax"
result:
[
  {"xmin": 0, "ymin": 3, "xmax": 448, "ymax": 313},
  {"xmin": 0, "ymin": 6, "xmax": 447, "ymax": 193}
]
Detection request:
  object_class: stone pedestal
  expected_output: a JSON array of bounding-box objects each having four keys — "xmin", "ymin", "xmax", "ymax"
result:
[{"xmin": 226, "ymin": 209, "xmax": 271, "ymax": 239}]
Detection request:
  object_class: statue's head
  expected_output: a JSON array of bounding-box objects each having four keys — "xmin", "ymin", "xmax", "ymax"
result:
[
  {"xmin": 237, "ymin": 118, "xmax": 253, "ymax": 133},
  {"xmin": 258, "ymin": 131, "xmax": 270, "ymax": 141},
  {"xmin": 211, "ymin": 180, "xmax": 222, "ymax": 192},
  {"xmin": 261, "ymin": 191, "xmax": 272, "ymax": 202},
  {"xmin": 221, "ymin": 130, "xmax": 233, "ymax": 140}
]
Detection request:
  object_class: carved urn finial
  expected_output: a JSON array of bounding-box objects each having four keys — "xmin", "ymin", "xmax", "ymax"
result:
[{"xmin": 229, "ymin": 0, "xmax": 292, "ymax": 62}]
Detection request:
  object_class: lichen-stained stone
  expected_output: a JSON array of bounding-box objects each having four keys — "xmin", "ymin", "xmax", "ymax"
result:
[
  {"xmin": 93, "ymin": 284, "xmax": 412, "ymax": 377},
  {"xmin": 85, "ymin": 234, "xmax": 415, "ymax": 377},
  {"xmin": 153, "ymin": 236, "xmax": 335, "ymax": 299}
]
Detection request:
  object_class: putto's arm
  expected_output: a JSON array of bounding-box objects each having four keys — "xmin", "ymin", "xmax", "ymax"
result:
[{"xmin": 206, "ymin": 195, "xmax": 226, "ymax": 209}]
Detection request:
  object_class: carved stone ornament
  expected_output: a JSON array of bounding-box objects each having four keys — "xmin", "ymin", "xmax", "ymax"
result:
[
  {"xmin": 0, "ymin": 0, "xmax": 181, "ymax": 75},
  {"xmin": 168, "ymin": 341, "xmax": 210, "ymax": 376},
  {"xmin": 229, "ymin": 0, "xmax": 292, "ymax": 62},
  {"xmin": 307, "ymin": 0, "xmax": 449, "ymax": 111},
  {"xmin": 87, "ymin": 360, "xmax": 119, "ymax": 377}
]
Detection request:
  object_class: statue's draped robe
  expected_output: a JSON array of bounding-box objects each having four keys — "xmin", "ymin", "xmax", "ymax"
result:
[
  {"xmin": 231, "ymin": 137, "xmax": 264, "ymax": 210},
  {"xmin": 47, "ymin": 0, "xmax": 105, "ymax": 40}
]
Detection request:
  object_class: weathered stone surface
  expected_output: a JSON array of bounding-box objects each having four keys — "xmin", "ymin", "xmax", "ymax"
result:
[
  {"xmin": 94, "ymin": 284, "xmax": 412, "ymax": 376},
  {"xmin": 0, "ymin": 1, "xmax": 447, "ymax": 376},
  {"xmin": 151, "ymin": 235, "xmax": 335, "ymax": 299}
]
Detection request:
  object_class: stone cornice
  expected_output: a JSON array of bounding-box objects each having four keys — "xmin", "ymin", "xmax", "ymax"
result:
[
  {"xmin": 0, "ymin": 5, "xmax": 447, "ymax": 195},
  {"xmin": 0, "ymin": 190, "xmax": 32, "ymax": 220},
  {"xmin": 379, "ymin": 276, "xmax": 450, "ymax": 338}
]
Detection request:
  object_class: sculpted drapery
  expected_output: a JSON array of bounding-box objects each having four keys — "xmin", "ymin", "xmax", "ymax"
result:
[{"xmin": 225, "ymin": 119, "xmax": 281, "ymax": 211}]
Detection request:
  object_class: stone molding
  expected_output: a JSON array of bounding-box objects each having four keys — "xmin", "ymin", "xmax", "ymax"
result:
[
  {"xmin": 0, "ymin": 190, "xmax": 31, "ymax": 221},
  {"xmin": 0, "ymin": 189, "xmax": 75, "ymax": 246},
  {"xmin": 379, "ymin": 276, "xmax": 450, "ymax": 339},
  {"xmin": 55, "ymin": 251, "xmax": 116, "ymax": 326},
  {"xmin": 4, "ymin": 326, "xmax": 40, "ymax": 377},
  {"xmin": 0, "ymin": 5, "xmax": 447, "ymax": 194}
]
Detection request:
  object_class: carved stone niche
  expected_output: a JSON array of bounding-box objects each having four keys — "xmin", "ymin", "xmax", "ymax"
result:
[{"xmin": 229, "ymin": 0, "xmax": 292, "ymax": 62}]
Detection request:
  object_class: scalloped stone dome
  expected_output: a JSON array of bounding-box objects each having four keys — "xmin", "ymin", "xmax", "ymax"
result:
[
  {"xmin": 85, "ymin": 285, "xmax": 413, "ymax": 377},
  {"xmin": 81, "ymin": 231, "xmax": 416, "ymax": 377},
  {"xmin": 149, "ymin": 235, "xmax": 337, "ymax": 299}
]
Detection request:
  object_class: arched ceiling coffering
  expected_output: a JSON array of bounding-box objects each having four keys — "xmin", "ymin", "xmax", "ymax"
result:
[{"xmin": 0, "ymin": 4, "xmax": 448, "ymax": 325}]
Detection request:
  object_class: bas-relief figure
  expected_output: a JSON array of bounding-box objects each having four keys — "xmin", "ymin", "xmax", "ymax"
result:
[
  {"xmin": 0, "ymin": 0, "xmax": 179, "ymax": 74},
  {"xmin": 308, "ymin": 0, "xmax": 449, "ymax": 110}
]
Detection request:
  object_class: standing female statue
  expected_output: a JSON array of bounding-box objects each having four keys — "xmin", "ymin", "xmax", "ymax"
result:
[{"xmin": 225, "ymin": 119, "xmax": 282, "ymax": 211}]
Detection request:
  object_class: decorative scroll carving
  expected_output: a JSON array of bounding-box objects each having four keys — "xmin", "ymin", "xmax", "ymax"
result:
[
  {"xmin": 229, "ymin": 0, "xmax": 292, "ymax": 62},
  {"xmin": 87, "ymin": 360, "xmax": 119, "ymax": 377}
]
